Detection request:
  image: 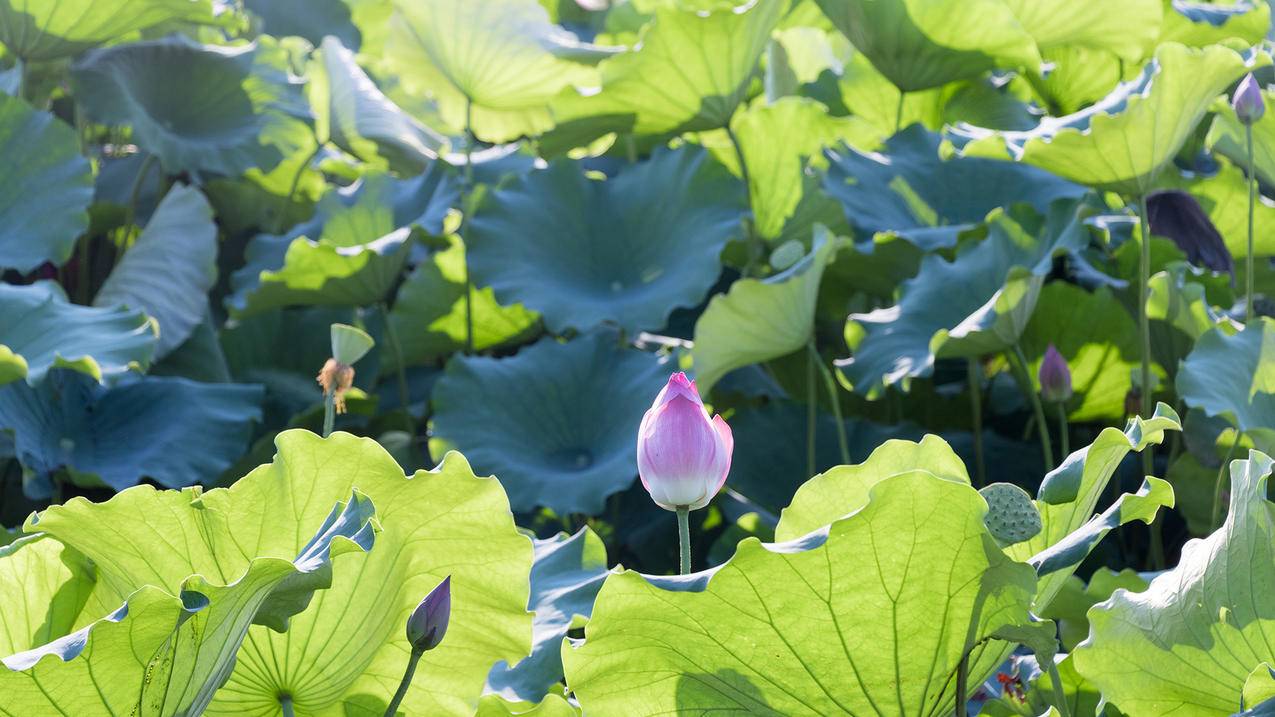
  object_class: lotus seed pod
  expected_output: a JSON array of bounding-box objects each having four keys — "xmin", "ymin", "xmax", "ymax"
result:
[
  {"xmin": 979, "ymin": 482, "xmax": 1042, "ymax": 546},
  {"xmin": 330, "ymin": 323, "xmax": 374, "ymax": 366}
]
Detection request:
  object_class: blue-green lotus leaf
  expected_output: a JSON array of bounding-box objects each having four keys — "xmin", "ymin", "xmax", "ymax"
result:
[
  {"xmin": 468, "ymin": 147, "xmax": 745, "ymax": 334},
  {"xmin": 1177, "ymin": 320, "xmax": 1275, "ymax": 453},
  {"xmin": 72, "ymin": 35, "xmax": 312, "ymax": 179},
  {"xmin": 245, "ymin": 0, "xmax": 362, "ymax": 49},
  {"xmin": 1160, "ymin": 0, "xmax": 1270, "ymax": 47},
  {"xmin": 0, "ymin": 0, "xmax": 212, "ymax": 61},
  {"xmin": 0, "ymin": 281, "xmax": 156, "ymax": 386},
  {"xmin": 823, "ymin": 126, "xmax": 1086, "ymax": 250},
  {"xmin": 430, "ymin": 331, "xmax": 665, "ymax": 514},
  {"xmin": 487, "ymin": 527, "xmax": 608, "ymax": 703},
  {"xmin": 0, "ymin": 93, "xmax": 93, "ymax": 274},
  {"xmin": 0, "ymin": 369, "xmax": 263, "ymax": 498}
]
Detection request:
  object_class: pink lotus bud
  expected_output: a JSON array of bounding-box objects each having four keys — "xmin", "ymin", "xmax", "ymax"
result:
[
  {"xmin": 636, "ymin": 372, "xmax": 733, "ymax": 511},
  {"xmin": 406, "ymin": 576, "xmax": 450, "ymax": 652},
  {"xmin": 1233, "ymin": 73, "xmax": 1265, "ymax": 125},
  {"xmin": 1037, "ymin": 344, "xmax": 1073, "ymax": 404}
]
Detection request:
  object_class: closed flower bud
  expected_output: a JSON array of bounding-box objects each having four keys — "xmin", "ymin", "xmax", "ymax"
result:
[
  {"xmin": 406, "ymin": 576, "xmax": 450, "ymax": 652},
  {"xmin": 636, "ymin": 372, "xmax": 733, "ymax": 511},
  {"xmin": 1233, "ymin": 73, "xmax": 1265, "ymax": 125},
  {"xmin": 1037, "ymin": 345, "xmax": 1073, "ymax": 404}
]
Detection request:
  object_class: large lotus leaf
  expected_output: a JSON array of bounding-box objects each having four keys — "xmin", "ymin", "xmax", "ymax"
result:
[
  {"xmin": 563, "ymin": 471, "xmax": 1037, "ymax": 714},
  {"xmin": 840, "ymin": 201, "xmax": 1090, "ymax": 395},
  {"xmin": 315, "ymin": 36, "xmax": 448, "ymax": 175},
  {"xmin": 0, "ymin": 0, "xmax": 211, "ymax": 61},
  {"xmin": 959, "ymin": 42, "xmax": 1264, "ymax": 195},
  {"xmin": 1210, "ymin": 88, "xmax": 1275, "ymax": 191},
  {"xmin": 1001, "ymin": 0, "xmax": 1160, "ymax": 61},
  {"xmin": 823, "ymin": 126, "xmax": 1086, "ymax": 250},
  {"xmin": 468, "ymin": 147, "xmax": 745, "ymax": 334},
  {"xmin": 430, "ymin": 331, "xmax": 665, "ymax": 514},
  {"xmin": 384, "ymin": 0, "xmax": 611, "ymax": 142},
  {"xmin": 691, "ymin": 232, "xmax": 838, "ymax": 396},
  {"xmin": 245, "ymin": 0, "xmax": 362, "ymax": 49},
  {"xmin": 1074, "ymin": 451, "xmax": 1275, "ymax": 715},
  {"xmin": 72, "ymin": 36, "xmax": 311, "ymax": 178},
  {"xmin": 387, "ymin": 234, "xmax": 540, "ymax": 369},
  {"xmin": 487, "ymin": 528, "xmax": 608, "ymax": 703},
  {"xmin": 813, "ymin": 0, "xmax": 1041, "ymax": 92},
  {"xmin": 1178, "ymin": 320, "xmax": 1275, "ymax": 454},
  {"xmin": 204, "ymin": 431, "xmax": 532, "ymax": 715},
  {"xmin": 93, "ymin": 185, "xmax": 217, "ymax": 360},
  {"xmin": 0, "ymin": 93, "xmax": 93, "ymax": 273},
  {"xmin": 830, "ymin": 49, "xmax": 946, "ymax": 133},
  {"xmin": 203, "ymin": 132, "xmax": 327, "ymax": 237},
  {"xmin": 0, "ymin": 535, "xmax": 95, "ymax": 659},
  {"xmin": 477, "ymin": 694, "xmax": 579, "ymax": 717},
  {"xmin": 0, "ymin": 369, "xmax": 263, "ymax": 498},
  {"xmin": 1160, "ymin": 0, "xmax": 1271, "ymax": 47},
  {"xmin": 0, "ymin": 281, "xmax": 156, "ymax": 386},
  {"xmin": 1031, "ymin": 45, "xmax": 1133, "ymax": 116},
  {"xmin": 0, "ymin": 487, "xmax": 376, "ymax": 715},
  {"xmin": 229, "ymin": 165, "xmax": 457, "ymax": 317}
]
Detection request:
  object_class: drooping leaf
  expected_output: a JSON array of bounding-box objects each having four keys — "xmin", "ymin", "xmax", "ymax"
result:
[
  {"xmin": 563, "ymin": 471, "xmax": 1037, "ymax": 715},
  {"xmin": 487, "ymin": 528, "xmax": 608, "ymax": 703},
  {"xmin": 0, "ymin": 0, "xmax": 212, "ymax": 61},
  {"xmin": 1159, "ymin": 0, "xmax": 1270, "ymax": 48},
  {"xmin": 430, "ymin": 331, "xmax": 665, "ymax": 514},
  {"xmin": 468, "ymin": 147, "xmax": 745, "ymax": 334},
  {"xmin": 0, "ymin": 535, "xmax": 95, "ymax": 659},
  {"xmin": 1177, "ymin": 320, "xmax": 1275, "ymax": 454},
  {"xmin": 72, "ymin": 35, "xmax": 312, "ymax": 178},
  {"xmin": 93, "ymin": 184, "xmax": 218, "ymax": 360},
  {"xmin": 1074, "ymin": 451, "xmax": 1275, "ymax": 715},
  {"xmin": 0, "ymin": 281, "xmax": 156, "ymax": 386},
  {"xmin": 822, "ymin": 126, "xmax": 1085, "ymax": 250},
  {"xmin": 0, "ymin": 369, "xmax": 263, "ymax": 498}
]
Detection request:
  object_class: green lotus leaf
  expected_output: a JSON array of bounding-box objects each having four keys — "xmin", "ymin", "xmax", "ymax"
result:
[
  {"xmin": 93, "ymin": 184, "xmax": 218, "ymax": 360},
  {"xmin": 1001, "ymin": 0, "xmax": 1160, "ymax": 61},
  {"xmin": 813, "ymin": 0, "xmax": 1041, "ymax": 92},
  {"xmin": 72, "ymin": 35, "xmax": 312, "ymax": 179},
  {"xmin": 468, "ymin": 147, "xmax": 745, "ymax": 334},
  {"xmin": 563, "ymin": 471, "xmax": 1037, "ymax": 715},
  {"xmin": 430, "ymin": 331, "xmax": 665, "ymax": 514},
  {"xmin": 960, "ymin": 42, "xmax": 1264, "ymax": 195},
  {"xmin": 0, "ymin": 486, "xmax": 376, "ymax": 715},
  {"xmin": 0, "ymin": 535, "xmax": 95, "ymax": 660},
  {"xmin": 1178, "ymin": 320, "xmax": 1275, "ymax": 454},
  {"xmin": 1209, "ymin": 88, "xmax": 1275, "ymax": 191},
  {"xmin": 1074, "ymin": 451, "xmax": 1275, "ymax": 715},
  {"xmin": 0, "ymin": 0, "xmax": 212, "ymax": 61},
  {"xmin": 0, "ymin": 93, "xmax": 93, "ymax": 274},
  {"xmin": 203, "ymin": 133, "xmax": 326, "ymax": 237},
  {"xmin": 1160, "ymin": 0, "xmax": 1270, "ymax": 47},
  {"xmin": 0, "ymin": 369, "xmax": 263, "ymax": 497},
  {"xmin": 1147, "ymin": 264, "xmax": 1233, "ymax": 385},
  {"xmin": 692, "ymin": 232, "xmax": 838, "ymax": 395},
  {"xmin": 384, "ymin": 0, "xmax": 614, "ymax": 142},
  {"xmin": 823, "ymin": 126, "xmax": 1085, "ymax": 250},
  {"xmin": 204, "ymin": 431, "xmax": 532, "ymax": 715},
  {"xmin": 1029, "ymin": 475, "xmax": 1174, "ymax": 576},
  {"xmin": 840, "ymin": 200, "xmax": 1090, "ymax": 396},
  {"xmin": 487, "ymin": 527, "xmax": 608, "ymax": 703},
  {"xmin": 229, "ymin": 165, "xmax": 457, "ymax": 317},
  {"xmin": 477, "ymin": 694, "xmax": 579, "ymax": 717},
  {"xmin": 549, "ymin": 0, "xmax": 784, "ymax": 145},
  {"xmin": 1037, "ymin": 568, "xmax": 1149, "ymax": 651},
  {"xmin": 245, "ymin": 0, "xmax": 362, "ymax": 49},
  {"xmin": 829, "ymin": 49, "xmax": 946, "ymax": 134},
  {"xmin": 387, "ymin": 234, "xmax": 540, "ymax": 369},
  {"xmin": 315, "ymin": 36, "xmax": 449, "ymax": 175},
  {"xmin": 0, "ymin": 281, "xmax": 157, "ymax": 386},
  {"xmin": 1031, "ymin": 45, "xmax": 1133, "ymax": 116}
]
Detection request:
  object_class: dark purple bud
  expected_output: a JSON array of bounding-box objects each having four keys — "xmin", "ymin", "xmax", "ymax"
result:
[
  {"xmin": 406, "ymin": 576, "xmax": 450, "ymax": 652},
  {"xmin": 1146, "ymin": 190, "xmax": 1233, "ymax": 276},
  {"xmin": 1038, "ymin": 345, "xmax": 1072, "ymax": 404},
  {"xmin": 1233, "ymin": 73, "xmax": 1265, "ymax": 125}
]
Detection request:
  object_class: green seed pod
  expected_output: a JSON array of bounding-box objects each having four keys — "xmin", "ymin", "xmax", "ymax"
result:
[
  {"xmin": 330, "ymin": 323, "xmax": 374, "ymax": 366},
  {"xmin": 979, "ymin": 482, "xmax": 1042, "ymax": 547}
]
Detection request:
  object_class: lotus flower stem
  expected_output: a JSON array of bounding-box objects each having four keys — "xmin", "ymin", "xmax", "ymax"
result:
[
  {"xmin": 1054, "ymin": 402, "xmax": 1069, "ymax": 459},
  {"xmin": 461, "ymin": 97, "xmax": 476, "ymax": 355},
  {"xmin": 894, "ymin": 92, "xmax": 905, "ymax": 133},
  {"xmin": 1247, "ymin": 122, "xmax": 1256, "ymax": 322},
  {"xmin": 953, "ymin": 652, "xmax": 968, "ymax": 716},
  {"xmin": 723, "ymin": 123, "xmax": 761, "ymax": 276},
  {"xmin": 966, "ymin": 358, "xmax": 986, "ymax": 487},
  {"xmin": 322, "ymin": 391, "xmax": 335, "ymax": 437},
  {"xmin": 380, "ymin": 302, "xmax": 410, "ymax": 410},
  {"xmin": 278, "ymin": 140, "xmax": 323, "ymax": 234},
  {"xmin": 1008, "ymin": 344, "xmax": 1053, "ymax": 471},
  {"xmin": 124, "ymin": 153, "xmax": 158, "ymax": 235},
  {"xmin": 1046, "ymin": 659, "xmax": 1072, "ymax": 717},
  {"xmin": 280, "ymin": 694, "xmax": 295, "ymax": 717},
  {"xmin": 676, "ymin": 506, "xmax": 691, "ymax": 575},
  {"xmin": 1212, "ymin": 430, "xmax": 1245, "ymax": 529},
  {"xmin": 808, "ymin": 341, "xmax": 850, "ymax": 464},
  {"xmin": 383, "ymin": 648, "xmax": 424, "ymax": 717},
  {"xmin": 1136, "ymin": 194, "xmax": 1154, "ymax": 479}
]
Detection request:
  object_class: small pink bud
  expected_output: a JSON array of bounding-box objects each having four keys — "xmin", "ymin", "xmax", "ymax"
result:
[
  {"xmin": 1233, "ymin": 73, "xmax": 1265, "ymax": 125},
  {"xmin": 1038, "ymin": 345, "xmax": 1073, "ymax": 404},
  {"xmin": 636, "ymin": 373, "xmax": 733, "ymax": 511},
  {"xmin": 406, "ymin": 576, "xmax": 450, "ymax": 652}
]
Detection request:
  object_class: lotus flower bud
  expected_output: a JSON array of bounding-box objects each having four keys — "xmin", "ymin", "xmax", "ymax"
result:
[
  {"xmin": 1037, "ymin": 344, "xmax": 1072, "ymax": 404},
  {"xmin": 1233, "ymin": 73, "xmax": 1265, "ymax": 125},
  {"xmin": 636, "ymin": 373, "xmax": 733, "ymax": 511},
  {"xmin": 406, "ymin": 576, "xmax": 450, "ymax": 652}
]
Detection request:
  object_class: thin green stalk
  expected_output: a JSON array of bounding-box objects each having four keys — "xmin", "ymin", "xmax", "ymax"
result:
[
  {"xmin": 1054, "ymin": 401, "xmax": 1069, "ymax": 460},
  {"xmin": 381, "ymin": 303, "xmax": 410, "ymax": 410},
  {"xmin": 124, "ymin": 154, "xmax": 158, "ymax": 237},
  {"xmin": 461, "ymin": 97, "xmax": 476, "ymax": 354},
  {"xmin": 953, "ymin": 652, "xmax": 968, "ymax": 717},
  {"xmin": 676, "ymin": 506, "xmax": 691, "ymax": 575},
  {"xmin": 76, "ymin": 236, "xmax": 91, "ymax": 305},
  {"xmin": 625, "ymin": 134, "xmax": 637, "ymax": 164},
  {"xmin": 280, "ymin": 694, "xmax": 296, "ymax": 717},
  {"xmin": 383, "ymin": 648, "xmax": 424, "ymax": 717},
  {"xmin": 809, "ymin": 340, "xmax": 850, "ymax": 465},
  {"xmin": 1247, "ymin": 122, "xmax": 1256, "ymax": 322},
  {"xmin": 967, "ymin": 358, "xmax": 986, "ymax": 487},
  {"xmin": 724, "ymin": 123, "xmax": 762, "ymax": 276},
  {"xmin": 1136, "ymin": 194, "xmax": 1154, "ymax": 479},
  {"xmin": 322, "ymin": 391, "xmax": 335, "ymax": 438},
  {"xmin": 1212, "ymin": 431, "xmax": 1244, "ymax": 529},
  {"xmin": 1008, "ymin": 344, "xmax": 1054, "ymax": 471},
  {"xmin": 806, "ymin": 345, "xmax": 817, "ymax": 479},
  {"xmin": 278, "ymin": 142, "xmax": 323, "ymax": 234},
  {"xmin": 894, "ymin": 92, "xmax": 905, "ymax": 134},
  {"xmin": 1046, "ymin": 659, "xmax": 1073, "ymax": 717}
]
